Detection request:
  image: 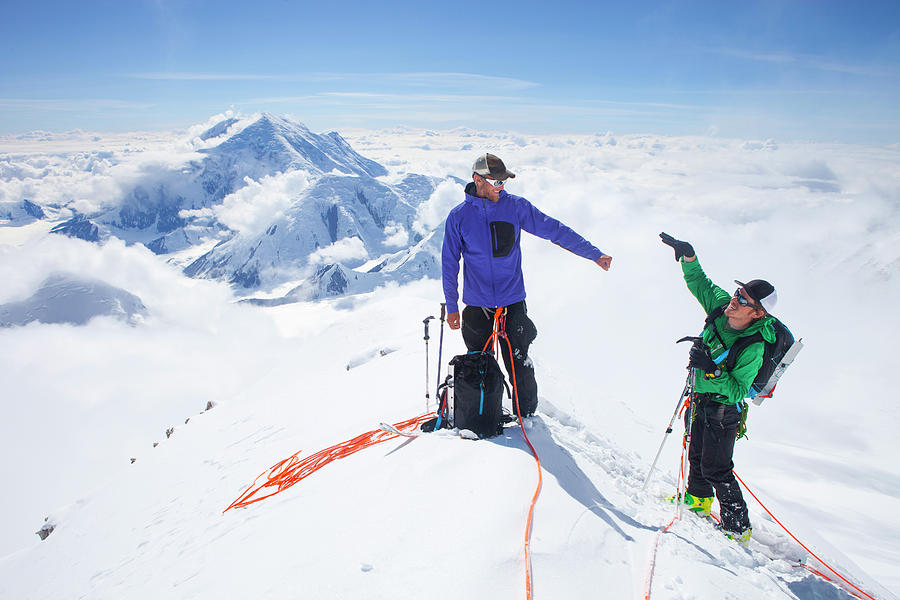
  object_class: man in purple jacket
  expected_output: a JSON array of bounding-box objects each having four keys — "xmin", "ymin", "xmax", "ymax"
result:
[{"xmin": 442, "ymin": 153, "xmax": 612, "ymax": 417}]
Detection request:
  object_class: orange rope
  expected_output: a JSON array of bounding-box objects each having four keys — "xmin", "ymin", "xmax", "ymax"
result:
[
  {"xmin": 796, "ymin": 562, "xmax": 837, "ymax": 583},
  {"xmin": 223, "ymin": 413, "xmax": 434, "ymax": 512},
  {"xmin": 483, "ymin": 308, "xmax": 543, "ymax": 600},
  {"xmin": 646, "ymin": 443, "xmax": 881, "ymax": 600},
  {"xmin": 643, "ymin": 422, "xmax": 689, "ymax": 599},
  {"xmin": 227, "ymin": 308, "xmax": 543, "ymax": 599},
  {"xmin": 733, "ymin": 471, "xmax": 880, "ymax": 600},
  {"xmin": 643, "ymin": 515, "xmax": 678, "ymax": 600}
]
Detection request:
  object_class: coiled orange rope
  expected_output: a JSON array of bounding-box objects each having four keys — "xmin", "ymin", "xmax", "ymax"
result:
[
  {"xmin": 225, "ymin": 308, "xmax": 542, "ymax": 600},
  {"xmin": 223, "ymin": 413, "xmax": 434, "ymax": 512}
]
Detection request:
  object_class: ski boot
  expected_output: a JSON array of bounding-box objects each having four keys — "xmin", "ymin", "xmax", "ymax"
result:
[
  {"xmin": 716, "ymin": 523, "xmax": 752, "ymax": 544},
  {"xmin": 666, "ymin": 492, "xmax": 713, "ymax": 517}
]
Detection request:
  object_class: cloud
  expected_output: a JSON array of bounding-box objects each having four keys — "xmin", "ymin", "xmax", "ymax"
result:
[
  {"xmin": 412, "ymin": 179, "xmax": 464, "ymax": 235},
  {"xmin": 0, "ymin": 152, "xmax": 128, "ymax": 217},
  {"xmin": 127, "ymin": 72, "xmax": 282, "ymax": 81},
  {"xmin": 125, "ymin": 71, "xmax": 538, "ymax": 90},
  {"xmin": 718, "ymin": 48, "xmax": 900, "ymax": 78},
  {"xmin": 308, "ymin": 236, "xmax": 368, "ymax": 265},
  {"xmin": 0, "ymin": 98, "xmax": 155, "ymax": 112},
  {"xmin": 383, "ymin": 223, "xmax": 409, "ymax": 248},
  {"xmin": 381, "ymin": 72, "xmax": 538, "ymax": 91},
  {"xmin": 208, "ymin": 170, "xmax": 312, "ymax": 237}
]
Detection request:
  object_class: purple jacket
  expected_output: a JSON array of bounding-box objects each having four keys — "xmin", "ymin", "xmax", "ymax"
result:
[{"xmin": 442, "ymin": 185, "xmax": 605, "ymax": 314}]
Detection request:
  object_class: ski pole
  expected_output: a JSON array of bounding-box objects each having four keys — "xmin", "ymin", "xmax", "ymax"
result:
[
  {"xmin": 423, "ymin": 316, "xmax": 435, "ymax": 411},
  {"xmin": 433, "ymin": 303, "xmax": 447, "ymax": 429},
  {"xmin": 642, "ymin": 335, "xmax": 704, "ymax": 492},
  {"xmin": 641, "ymin": 369, "xmax": 693, "ymax": 492}
]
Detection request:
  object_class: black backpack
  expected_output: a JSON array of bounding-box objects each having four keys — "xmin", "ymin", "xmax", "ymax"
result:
[
  {"xmin": 449, "ymin": 351, "xmax": 507, "ymax": 438},
  {"xmin": 705, "ymin": 305, "xmax": 802, "ymax": 403}
]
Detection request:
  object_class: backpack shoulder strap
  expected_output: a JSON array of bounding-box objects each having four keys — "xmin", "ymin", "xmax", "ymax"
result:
[
  {"xmin": 704, "ymin": 304, "xmax": 728, "ymax": 351},
  {"xmin": 724, "ymin": 331, "xmax": 765, "ymax": 372},
  {"xmin": 704, "ymin": 304, "xmax": 725, "ymax": 325}
]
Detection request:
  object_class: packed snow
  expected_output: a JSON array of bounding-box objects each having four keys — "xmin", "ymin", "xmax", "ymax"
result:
[{"xmin": 0, "ymin": 119, "xmax": 898, "ymax": 599}]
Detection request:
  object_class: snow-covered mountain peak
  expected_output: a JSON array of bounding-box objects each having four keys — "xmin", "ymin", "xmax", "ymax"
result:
[
  {"xmin": 0, "ymin": 272, "xmax": 146, "ymax": 327},
  {"xmin": 197, "ymin": 116, "xmax": 241, "ymax": 142},
  {"xmin": 200, "ymin": 113, "xmax": 387, "ymax": 180}
]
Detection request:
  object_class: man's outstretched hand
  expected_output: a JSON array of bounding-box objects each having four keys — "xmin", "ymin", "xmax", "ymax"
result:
[
  {"xmin": 596, "ymin": 255, "xmax": 612, "ymax": 271},
  {"xmin": 659, "ymin": 232, "xmax": 695, "ymax": 262},
  {"xmin": 447, "ymin": 311, "xmax": 460, "ymax": 330}
]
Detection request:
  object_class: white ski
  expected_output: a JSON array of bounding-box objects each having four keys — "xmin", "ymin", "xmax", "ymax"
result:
[{"xmin": 752, "ymin": 338, "xmax": 804, "ymax": 405}]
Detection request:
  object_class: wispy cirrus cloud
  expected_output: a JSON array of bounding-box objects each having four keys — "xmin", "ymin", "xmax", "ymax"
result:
[
  {"xmin": 124, "ymin": 71, "xmax": 539, "ymax": 90},
  {"xmin": 718, "ymin": 48, "xmax": 899, "ymax": 78},
  {"xmin": 379, "ymin": 72, "xmax": 538, "ymax": 90},
  {"xmin": 243, "ymin": 92, "xmax": 533, "ymax": 104},
  {"xmin": 127, "ymin": 72, "xmax": 284, "ymax": 81},
  {"xmin": 0, "ymin": 98, "xmax": 155, "ymax": 112}
]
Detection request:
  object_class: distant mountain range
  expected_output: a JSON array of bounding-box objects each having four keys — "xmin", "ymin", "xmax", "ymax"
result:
[{"xmin": 9, "ymin": 113, "xmax": 452, "ymax": 308}]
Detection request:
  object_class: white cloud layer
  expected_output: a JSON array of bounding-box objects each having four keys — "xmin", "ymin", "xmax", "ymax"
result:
[
  {"xmin": 412, "ymin": 178, "xmax": 464, "ymax": 234},
  {"xmin": 307, "ymin": 236, "xmax": 368, "ymax": 265},
  {"xmin": 383, "ymin": 222, "xmax": 409, "ymax": 247},
  {"xmin": 209, "ymin": 170, "xmax": 312, "ymax": 237}
]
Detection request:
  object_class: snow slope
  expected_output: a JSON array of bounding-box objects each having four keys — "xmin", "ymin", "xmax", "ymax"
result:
[
  {"xmin": 0, "ymin": 282, "xmax": 891, "ymax": 600},
  {"xmin": 1, "ymin": 125, "xmax": 899, "ymax": 600}
]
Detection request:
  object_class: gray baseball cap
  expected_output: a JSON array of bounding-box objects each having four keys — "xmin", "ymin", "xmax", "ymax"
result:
[{"xmin": 473, "ymin": 153, "xmax": 516, "ymax": 180}]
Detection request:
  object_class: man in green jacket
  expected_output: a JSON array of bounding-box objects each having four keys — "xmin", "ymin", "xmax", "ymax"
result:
[{"xmin": 660, "ymin": 232, "xmax": 778, "ymax": 542}]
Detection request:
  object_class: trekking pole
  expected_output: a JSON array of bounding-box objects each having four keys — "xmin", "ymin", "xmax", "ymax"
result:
[
  {"xmin": 423, "ymin": 316, "xmax": 435, "ymax": 411},
  {"xmin": 641, "ymin": 370, "xmax": 693, "ymax": 492},
  {"xmin": 678, "ymin": 368, "xmax": 696, "ymax": 520},
  {"xmin": 433, "ymin": 303, "xmax": 448, "ymax": 428}
]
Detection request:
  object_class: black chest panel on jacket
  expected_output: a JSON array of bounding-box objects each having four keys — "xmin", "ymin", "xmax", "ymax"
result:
[{"xmin": 490, "ymin": 221, "xmax": 516, "ymax": 258}]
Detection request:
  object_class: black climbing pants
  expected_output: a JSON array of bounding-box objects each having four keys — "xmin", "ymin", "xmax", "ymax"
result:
[
  {"xmin": 461, "ymin": 301, "xmax": 538, "ymax": 417},
  {"xmin": 686, "ymin": 397, "xmax": 751, "ymax": 533}
]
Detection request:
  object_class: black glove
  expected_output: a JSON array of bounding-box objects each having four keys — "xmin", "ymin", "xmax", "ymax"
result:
[
  {"xmin": 659, "ymin": 232, "xmax": 695, "ymax": 262},
  {"xmin": 688, "ymin": 343, "xmax": 718, "ymax": 374}
]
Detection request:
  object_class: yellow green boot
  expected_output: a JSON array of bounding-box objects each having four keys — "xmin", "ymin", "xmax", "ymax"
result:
[
  {"xmin": 666, "ymin": 492, "xmax": 713, "ymax": 517},
  {"xmin": 717, "ymin": 524, "xmax": 752, "ymax": 544}
]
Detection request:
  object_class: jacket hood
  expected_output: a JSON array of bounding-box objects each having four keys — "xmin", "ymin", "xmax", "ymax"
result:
[{"xmin": 740, "ymin": 313, "xmax": 777, "ymax": 343}]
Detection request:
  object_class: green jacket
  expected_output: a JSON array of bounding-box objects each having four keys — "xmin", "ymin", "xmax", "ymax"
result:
[{"xmin": 682, "ymin": 259, "xmax": 776, "ymax": 405}]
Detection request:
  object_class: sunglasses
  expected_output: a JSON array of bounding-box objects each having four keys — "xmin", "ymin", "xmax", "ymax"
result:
[
  {"xmin": 733, "ymin": 288, "xmax": 760, "ymax": 309},
  {"xmin": 481, "ymin": 176, "xmax": 504, "ymax": 187}
]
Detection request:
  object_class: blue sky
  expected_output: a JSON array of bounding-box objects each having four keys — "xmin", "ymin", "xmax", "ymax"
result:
[{"xmin": 1, "ymin": 0, "xmax": 898, "ymax": 142}]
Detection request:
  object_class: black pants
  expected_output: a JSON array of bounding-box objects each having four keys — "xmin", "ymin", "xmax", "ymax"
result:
[
  {"xmin": 686, "ymin": 397, "xmax": 751, "ymax": 533},
  {"xmin": 461, "ymin": 301, "xmax": 538, "ymax": 416}
]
